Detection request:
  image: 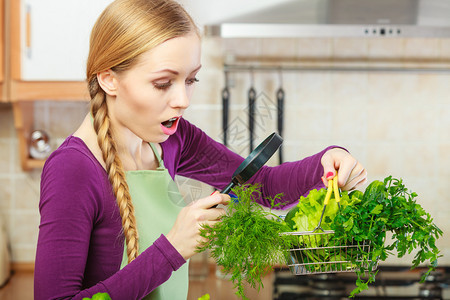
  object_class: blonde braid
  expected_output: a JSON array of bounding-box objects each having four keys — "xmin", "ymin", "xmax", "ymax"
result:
[{"xmin": 89, "ymin": 79, "xmax": 139, "ymax": 263}]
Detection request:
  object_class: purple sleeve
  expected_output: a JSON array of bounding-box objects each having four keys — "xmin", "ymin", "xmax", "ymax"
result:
[
  {"xmin": 97, "ymin": 235, "xmax": 186, "ymax": 300},
  {"xmin": 247, "ymin": 147, "xmax": 335, "ymax": 210},
  {"xmin": 163, "ymin": 119, "xmax": 342, "ymax": 209},
  {"xmin": 35, "ymin": 143, "xmax": 185, "ymax": 300}
]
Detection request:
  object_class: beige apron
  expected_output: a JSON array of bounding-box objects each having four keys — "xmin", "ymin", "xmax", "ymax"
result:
[{"xmin": 121, "ymin": 143, "xmax": 188, "ymax": 299}]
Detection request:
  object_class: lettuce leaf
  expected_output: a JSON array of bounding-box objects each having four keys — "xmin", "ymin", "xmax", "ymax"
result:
[{"xmin": 291, "ymin": 188, "xmax": 361, "ymax": 233}]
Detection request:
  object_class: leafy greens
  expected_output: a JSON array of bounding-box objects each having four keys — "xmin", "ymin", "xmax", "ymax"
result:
[
  {"xmin": 287, "ymin": 175, "xmax": 443, "ymax": 297},
  {"xmin": 197, "ymin": 184, "xmax": 291, "ymax": 300}
]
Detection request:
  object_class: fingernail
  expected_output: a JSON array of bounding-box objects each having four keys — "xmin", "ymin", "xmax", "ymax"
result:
[{"xmin": 326, "ymin": 172, "xmax": 334, "ymax": 179}]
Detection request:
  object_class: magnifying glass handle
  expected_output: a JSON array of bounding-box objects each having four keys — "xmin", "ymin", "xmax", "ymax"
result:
[
  {"xmin": 220, "ymin": 182, "xmax": 235, "ymax": 194},
  {"xmin": 210, "ymin": 182, "xmax": 236, "ymax": 208}
]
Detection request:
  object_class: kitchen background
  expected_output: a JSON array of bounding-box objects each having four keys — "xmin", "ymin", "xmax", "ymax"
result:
[{"xmin": 0, "ymin": 0, "xmax": 449, "ymax": 290}]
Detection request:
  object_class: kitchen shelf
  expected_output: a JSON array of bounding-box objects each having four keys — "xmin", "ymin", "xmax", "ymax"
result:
[
  {"xmin": 11, "ymin": 85, "xmax": 89, "ymax": 170},
  {"xmin": 4, "ymin": 0, "xmax": 92, "ymax": 170}
]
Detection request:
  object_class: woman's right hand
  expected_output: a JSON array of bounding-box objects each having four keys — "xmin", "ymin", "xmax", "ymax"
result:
[{"xmin": 166, "ymin": 192, "xmax": 230, "ymax": 260}]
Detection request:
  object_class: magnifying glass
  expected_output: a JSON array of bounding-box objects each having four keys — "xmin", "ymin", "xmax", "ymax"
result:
[{"xmin": 212, "ymin": 132, "xmax": 282, "ymax": 203}]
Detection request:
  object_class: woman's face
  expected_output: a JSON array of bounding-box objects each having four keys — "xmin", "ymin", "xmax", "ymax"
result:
[{"xmin": 106, "ymin": 32, "xmax": 201, "ymax": 143}]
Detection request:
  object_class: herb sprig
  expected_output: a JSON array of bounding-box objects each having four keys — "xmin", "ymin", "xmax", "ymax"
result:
[
  {"xmin": 332, "ymin": 176, "xmax": 443, "ymax": 296},
  {"xmin": 197, "ymin": 184, "xmax": 290, "ymax": 300}
]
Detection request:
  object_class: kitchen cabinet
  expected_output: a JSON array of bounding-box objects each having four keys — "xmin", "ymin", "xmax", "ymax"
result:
[
  {"xmin": 19, "ymin": 0, "xmax": 112, "ymax": 81},
  {"xmin": 7, "ymin": 0, "xmax": 113, "ymax": 170}
]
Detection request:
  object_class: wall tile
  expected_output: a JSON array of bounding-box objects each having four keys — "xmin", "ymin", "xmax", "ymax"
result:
[
  {"xmin": 297, "ymin": 38, "xmax": 332, "ymax": 58},
  {"xmin": 201, "ymin": 37, "xmax": 225, "ymax": 68},
  {"xmin": 368, "ymin": 38, "xmax": 404, "ymax": 58},
  {"xmin": 0, "ymin": 178, "xmax": 12, "ymax": 211},
  {"xmin": 283, "ymin": 141, "xmax": 334, "ymax": 163},
  {"xmin": 367, "ymin": 73, "xmax": 420, "ymax": 105},
  {"xmin": 10, "ymin": 246, "xmax": 37, "ymax": 263},
  {"xmin": 0, "ymin": 213, "xmax": 11, "ymax": 251},
  {"xmin": 183, "ymin": 105, "xmax": 223, "ymax": 140},
  {"xmin": 332, "ymin": 38, "xmax": 368, "ymax": 59},
  {"xmin": 260, "ymin": 38, "xmax": 297, "ymax": 57},
  {"xmin": 284, "ymin": 105, "xmax": 332, "ymax": 141},
  {"xmin": 14, "ymin": 175, "xmax": 40, "ymax": 211},
  {"xmin": 403, "ymin": 106, "xmax": 439, "ymax": 142},
  {"xmin": 439, "ymin": 39, "xmax": 450, "ymax": 59},
  {"xmin": 48, "ymin": 102, "xmax": 87, "ymax": 138},
  {"xmin": 403, "ymin": 38, "xmax": 440, "ymax": 59},
  {"xmin": 193, "ymin": 69, "xmax": 224, "ymax": 105},
  {"xmin": 330, "ymin": 73, "xmax": 369, "ymax": 106},
  {"xmin": 414, "ymin": 74, "xmax": 450, "ymax": 105},
  {"xmin": 438, "ymin": 144, "xmax": 450, "ymax": 178},
  {"xmin": 295, "ymin": 72, "xmax": 332, "ymax": 106},
  {"xmin": 439, "ymin": 108, "xmax": 450, "ymax": 142},
  {"xmin": 10, "ymin": 212, "xmax": 39, "ymax": 248},
  {"xmin": 366, "ymin": 142, "xmax": 404, "ymax": 178},
  {"xmin": 330, "ymin": 105, "xmax": 367, "ymax": 142},
  {"xmin": 223, "ymin": 38, "xmax": 261, "ymax": 57},
  {"xmin": 0, "ymin": 139, "xmax": 12, "ymax": 174},
  {"xmin": 366, "ymin": 103, "xmax": 405, "ymax": 141},
  {"xmin": 399, "ymin": 143, "xmax": 437, "ymax": 178}
]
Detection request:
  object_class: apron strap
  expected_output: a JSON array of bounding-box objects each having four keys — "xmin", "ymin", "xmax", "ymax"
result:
[{"xmin": 149, "ymin": 143, "xmax": 165, "ymax": 170}]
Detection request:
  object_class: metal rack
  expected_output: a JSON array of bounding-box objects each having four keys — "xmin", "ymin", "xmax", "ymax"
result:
[{"xmin": 223, "ymin": 63, "xmax": 450, "ymax": 74}]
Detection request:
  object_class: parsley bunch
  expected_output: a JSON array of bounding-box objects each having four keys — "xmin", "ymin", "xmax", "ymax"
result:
[
  {"xmin": 197, "ymin": 184, "xmax": 291, "ymax": 300},
  {"xmin": 332, "ymin": 176, "xmax": 443, "ymax": 296}
]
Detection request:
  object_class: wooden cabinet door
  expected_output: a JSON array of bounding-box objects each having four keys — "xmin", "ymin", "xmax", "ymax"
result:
[{"xmin": 19, "ymin": 0, "xmax": 113, "ymax": 81}]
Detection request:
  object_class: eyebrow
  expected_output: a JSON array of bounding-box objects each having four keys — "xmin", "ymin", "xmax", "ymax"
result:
[{"xmin": 152, "ymin": 65, "xmax": 202, "ymax": 75}]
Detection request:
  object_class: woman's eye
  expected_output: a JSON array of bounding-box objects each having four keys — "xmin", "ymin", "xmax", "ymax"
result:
[
  {"xmin": 153, "ymin": 81, "xmax": 172, "ymax": 90},
  {"xmin": 186, "ymin": 77, "xmax": 199, "ymax": 86}
]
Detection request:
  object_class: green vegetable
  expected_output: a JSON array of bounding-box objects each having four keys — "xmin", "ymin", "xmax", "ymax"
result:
[
  {"xmin": 288, "ymin": 188, "xmax": 360, "ymax": 233},
  {"xmin": 82, "ymin": 293, "xmax": 111, "ymax": 300},
  {"xmin": 362, "ymin": 180, "xmax": 385, "ymax": 204},
  {"xmin": 348, "ymin": 189, "xmax": 364, "ymax": 200},
  {"xmin": 332, "ymin": 176, "xmax": 442, "ymax": 296},
  {"xmin": 285, "ymin": 176, "xmax": 442, "ymax": 297},
  {"xmin": 284, "ymin": 205, "xmax": 299, "ymax": 230},
  {"xmin": 197, "ymin": 294, "xmax": 210, "ymax": 300},
  {"xmin": 293, "ymin": 176, "xmax": 442, "ymax": 297},
  {"xmin": 197, "ymin": 184, "xmax": 291, "ymax": 300},
  {"xmin": 285, "ymin": 188, "xmax": 362, "ymax": 273}
]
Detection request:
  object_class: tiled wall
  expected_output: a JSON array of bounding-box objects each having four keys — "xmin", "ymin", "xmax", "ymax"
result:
[{"xmin": 0, "ymin": 37, "xmax": 449, "ymax": 266}]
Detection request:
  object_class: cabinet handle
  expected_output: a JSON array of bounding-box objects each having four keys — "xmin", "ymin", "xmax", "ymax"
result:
[{"xmin": 26, "ymin": 4, "xmax": 32, "ymax": 58}]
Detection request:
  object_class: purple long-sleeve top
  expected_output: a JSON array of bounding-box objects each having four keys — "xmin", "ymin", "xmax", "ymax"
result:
[{"xmin": 35, "ymin": 118, "xmax": 333, "ymax": 300}]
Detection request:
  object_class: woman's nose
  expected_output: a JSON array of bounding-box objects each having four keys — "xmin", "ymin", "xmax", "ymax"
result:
[{"xmin": 170, "ymin": 85, "xmax": 190, "ymax": 109}]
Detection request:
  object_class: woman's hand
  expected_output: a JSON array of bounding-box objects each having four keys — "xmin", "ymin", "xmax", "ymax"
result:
[
  {"xmin": 166, "ymin": 192, "xmax": 230, "ymax": 260},
  {"xmin": 321, "ymin": 148, "xmax": 367, "ymax": 191}
]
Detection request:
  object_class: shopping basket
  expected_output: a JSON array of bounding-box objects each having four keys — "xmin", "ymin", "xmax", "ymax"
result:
[
  {"xmin": 283, "ymin": 230, "xmax": 377, "ymax": 275},
  {"xmin": 282, "ymin": 175, "xmax": 378, "ymax": 275}
]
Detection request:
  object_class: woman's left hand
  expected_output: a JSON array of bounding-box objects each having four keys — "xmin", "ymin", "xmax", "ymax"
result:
[{"xmin": 320, "ymin": 148, "xmax": 367, "ymax": 191}]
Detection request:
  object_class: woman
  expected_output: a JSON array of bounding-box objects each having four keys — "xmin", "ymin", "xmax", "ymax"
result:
[{"xmin": 34, "ymin": 0, "xmax": 367, "ymax": 299}]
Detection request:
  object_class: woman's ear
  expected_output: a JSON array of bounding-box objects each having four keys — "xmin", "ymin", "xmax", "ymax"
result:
[{"xmin": 97, "ymin": 70, "xmax": 118, "ymax": 96}]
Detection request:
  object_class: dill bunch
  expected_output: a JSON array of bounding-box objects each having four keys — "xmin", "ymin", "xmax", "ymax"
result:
[{"xmin": 197, "ymin": 184, "xmax": 291, "ymax": 300}]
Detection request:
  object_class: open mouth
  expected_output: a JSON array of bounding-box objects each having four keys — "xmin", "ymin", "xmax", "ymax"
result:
[{"xmin": 161, "ymin": 117, "xmax": 178, "ymax": 128}]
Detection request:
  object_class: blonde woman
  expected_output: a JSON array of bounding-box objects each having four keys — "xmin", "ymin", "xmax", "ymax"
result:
[{"xmin": 34, "ymin": 0, "xmax": 367, "ymax": 299}]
